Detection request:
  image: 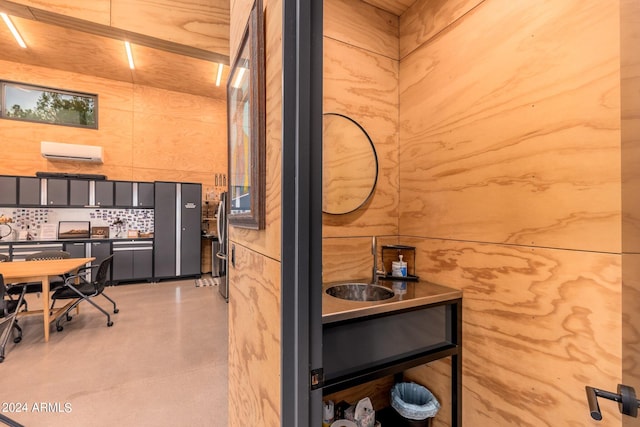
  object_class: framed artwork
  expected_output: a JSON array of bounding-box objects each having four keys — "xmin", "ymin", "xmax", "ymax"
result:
[
  {"xmin": 58, "ymin": 221, "xmax": 91, "ymax": 239},
  {"xmin": 226, "ymin": 0, "xmax": 266, "ymax": 229}
]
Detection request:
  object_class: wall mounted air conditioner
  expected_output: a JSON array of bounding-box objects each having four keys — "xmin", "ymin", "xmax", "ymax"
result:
[{"xmin": 41, "ymin": 141, "xmax": 103, "ymax": 163}]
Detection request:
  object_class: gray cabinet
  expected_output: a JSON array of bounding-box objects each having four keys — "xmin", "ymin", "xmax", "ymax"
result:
[
  {"xmin": 18, "ymin": 177, "xmax": 40, "ymax": 205},
  {"xmin": 154, "ymin": 182, "xmax": 176, "ymax": 278},
  {"xmin": 0, "ymin": 176, "xmax": 17, "ymax": 205},
  {"xmin": 63, "ymin": 241, "xmax": 86, "ymax": 258},
  {"xmin": 94, "ymin": 181, "xmax": 114, "ymax": 207},
  {"xmin": 112, "ymin": 240, "xmax": 153, "ymax": 283},
  {"xmin": 11, "ymin": 243, "xmax": 64, "ymax": 260},
  {"xmin": 46, "ymin": 178, "xmax": 68, "ymax": 205},
  {"xmin": 45, "ymin": 179, "xmax": 90, "ymax": 206},
  {"xmin": 180, "ymin": 183, "xmax": 201, "ymax": 276},
  {"xmin": 114, "ymin": 182, "xmax": 133, "ymax": 207},
  {"xmin": 137, "ymin": 182, "xmax": 155, "ymax": 207},
  {"xmin": 69, "ymin": 180, "xmax": 89, "ymax": 206},
  {"xmin": 89, "ymin": 241, "xmax": 112, "ymax": 282},
  {"xmin": 154, "ymin": 182, "xmax": 201, "ymax": 279},
  {"xmin": 114, "ymin": 181, "xmax": 154, "ymax": 207}
]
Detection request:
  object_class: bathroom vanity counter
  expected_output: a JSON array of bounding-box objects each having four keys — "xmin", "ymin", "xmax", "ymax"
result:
[
  {"xmin": 321, "ymin": 280, "xmax": 462, "ymax": 427},
  {"xmin": 322, "ymin": 279, "xmax": 461, "ymax": 323}
]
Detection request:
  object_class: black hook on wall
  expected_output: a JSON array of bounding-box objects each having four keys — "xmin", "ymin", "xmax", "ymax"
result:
[{"xmin": 585, "ymin": 384, "xmax": 640, "ymax": 421}]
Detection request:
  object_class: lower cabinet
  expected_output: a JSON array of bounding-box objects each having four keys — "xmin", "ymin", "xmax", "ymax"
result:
[
  {"xmin": 111, "ymin": 240, "xmax": 153, "ymax": 283},
  {"xmin": 89, "ymin": 241, "xmax": 112, "ymax": 282},
  {"xmin": 11, "ymin": 243, "xmax": 63, "ymax": 260}
]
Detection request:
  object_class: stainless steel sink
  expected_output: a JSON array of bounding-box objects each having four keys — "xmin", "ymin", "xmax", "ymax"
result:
[{"xmin": 325, "ymin": 283, "xmax": 395, "ymax": 302}]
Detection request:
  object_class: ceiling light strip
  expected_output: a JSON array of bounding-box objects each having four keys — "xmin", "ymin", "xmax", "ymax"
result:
[
  {"xmin": 1, "ymin": 13, "xmax": 27, "ymax": 48},
  {"xmin": 215, "ymin": 63, "xmax": 224, "ymax": 86},
  {"xmin": 125, "ymin": 41, "xmax": 135, "ymax": 69}
]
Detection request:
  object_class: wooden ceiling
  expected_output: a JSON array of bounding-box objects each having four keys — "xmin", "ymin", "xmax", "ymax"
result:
[
  {"xmin": 0, "ymin": 0, "xmax": 416, "ymax": 99},
  {"xmin": 0, "ymin": 14, "xmax": 230, "ymax": 99}
]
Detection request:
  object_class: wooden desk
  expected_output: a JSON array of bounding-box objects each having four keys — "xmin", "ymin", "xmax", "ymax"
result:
[{"xmin": 0, "ymin": 257, "xmax": 94, "ymax": 342}]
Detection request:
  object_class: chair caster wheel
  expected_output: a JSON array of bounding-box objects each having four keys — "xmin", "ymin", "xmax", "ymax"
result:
[
  {"xmin": 114, "ymin": 309, "xmax": 119, "ymax": 313},
  {"xmin": 107, "ymin": 321, "xmax": 113, "ymax": 327},
  {"xmin": 57, "ymin": 326, "xmax": 63, "ymax": 332},
  {"xmin": 66, "ymin": 315, "xmax": 73, "ymax": 321},
  {"xmin": 14, "ymin": 337, "xmax": 22, "ymax": 343},
  {"xmin": 0, "ymin": 356, "xmax": 4, "ymax": 363}
]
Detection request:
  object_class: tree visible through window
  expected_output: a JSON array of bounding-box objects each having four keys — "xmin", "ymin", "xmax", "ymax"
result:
[{"xmin": 1, "ymin": 81, "xmax": 97, "ymax": 128}]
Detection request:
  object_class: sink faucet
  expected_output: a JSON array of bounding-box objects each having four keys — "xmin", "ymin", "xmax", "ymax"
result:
[{"xmin": 372, "ymin": 236, "xmax": 385, "ymax": 285}]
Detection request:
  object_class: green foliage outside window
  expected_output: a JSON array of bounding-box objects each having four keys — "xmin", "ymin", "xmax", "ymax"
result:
[{"xmin": 1, "ymin": 81, "xmax": 97, "ymax": 128}]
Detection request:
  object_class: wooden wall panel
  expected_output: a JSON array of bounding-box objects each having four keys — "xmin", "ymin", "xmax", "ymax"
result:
[
  {"xmin": 621, "ymin": 0, "xmax": 640, "ymax": 253},
  {"xmin": 395, "ymin": 1, "xmax": 633, "ymax": 426},
  {"xmin": 622, "ymin": 255, "xmax": 640, "ymax": 427},
  {"xmin": 323, "ymin": 235, "xmax": 397, "ymax": 284},
  {"xmin": 621, "ymin": 1, "xmax": 640, "ymax": 425},
  {"xmin": 399, "ymin": 0, "xmax": 621, "ymax": 253},
  {"xmin": 228, "ymin": 242, "xmax": 281, "ymax": 427},
  {"xmin": 0, "ymin": 60, "xmax": 224, "ymax": 185},
  {"xmin": 322, "ymin": 32, "xmax": 399, "ymax": 239},
  {"xmin": 324, "ymin": 0, "xmax": 399, "ymax": 60},
  {"xmin": 228, "ymin": 0, "xmax": 282, "ymax": 262},
  {"xmin": 403, "ymin": 237, "xmax": 622, "ymax": 426},
  {"xmin": 399, "ymin": 0, "xmax": 481, "ymax": 59},
  {"xmin": 227, "ymin": 0, "xmax": 282, "ymax": 425},
  {"xmin": 404, "ymin": 359, "xmax": 453, "ymax": 427}
]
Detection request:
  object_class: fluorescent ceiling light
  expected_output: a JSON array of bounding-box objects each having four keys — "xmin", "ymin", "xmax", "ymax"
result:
[
  {"xmin": 215, "ymin": 63, "xmax": 224, "ymax": 86},
  {"xmin": 124, "ymin": 41, "xmax": 135, "ymax": 69},
  {"xmin": 232, "ymin": 67, "xmax": 245, "ymax": 88},
  {"xmin": 1, "ymin": 13, "xmax": 27, "ymax": 49}
]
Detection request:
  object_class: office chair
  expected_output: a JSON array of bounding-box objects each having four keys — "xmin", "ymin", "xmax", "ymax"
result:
[
  {"xmin": 0, "ymin": 274, "xmax": 26, "ymax": 363},
  {"xmin": 50, "ymin": 255, "xmax": 118, "ymax": 331},
  {"xmin": 6, "ymin": 250, "xmax": 71, "ymax": 310}
]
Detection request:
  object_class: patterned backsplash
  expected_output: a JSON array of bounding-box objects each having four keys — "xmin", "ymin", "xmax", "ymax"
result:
[{"xmin": 0, "ymin": 207, "xmax": 154, "ymax": 240}]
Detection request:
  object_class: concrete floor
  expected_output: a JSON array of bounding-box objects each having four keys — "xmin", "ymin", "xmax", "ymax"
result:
[{"xmin": 1, "ymin": 278, "xmax": 228, "ymax": 427}]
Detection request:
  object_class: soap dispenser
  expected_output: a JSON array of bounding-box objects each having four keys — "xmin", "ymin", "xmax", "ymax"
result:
[{"xmin": 392, "ymin": 254, "xmax": 407, "ymax": 277}]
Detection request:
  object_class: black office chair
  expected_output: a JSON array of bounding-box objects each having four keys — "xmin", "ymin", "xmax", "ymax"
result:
[
  {"xmin": 1, "ymin": 274, "xmax": 27, "ymax": 363},
  {"xmin": 6, "ymin": 250, "xmax": 71, "ymax": 310},
  {"xmin": 50, "ymin": 255, "xmax": 118, "ymax": 331}
]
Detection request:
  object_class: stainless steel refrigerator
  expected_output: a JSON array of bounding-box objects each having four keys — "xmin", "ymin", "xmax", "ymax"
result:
[{"xmin": 215, "ymin": 191, "xmax": 228, "ymax": 301}]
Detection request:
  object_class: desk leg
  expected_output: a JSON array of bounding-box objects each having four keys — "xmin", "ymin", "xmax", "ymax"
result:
[{"xmin": 42, "ymin": 276, "xmax": 50, "ymax": 342}]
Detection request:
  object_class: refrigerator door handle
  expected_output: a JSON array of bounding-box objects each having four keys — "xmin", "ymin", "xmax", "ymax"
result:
[{"xmin": 216, "ymin": 197, "xmax": 224, "ymax": 242}]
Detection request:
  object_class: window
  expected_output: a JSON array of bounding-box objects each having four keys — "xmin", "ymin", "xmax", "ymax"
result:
[{"xmin": 0, "ymin": 81, "xmax": 97, "ymax": 129}]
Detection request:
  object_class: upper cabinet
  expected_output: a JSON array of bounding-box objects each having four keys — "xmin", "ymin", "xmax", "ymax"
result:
[
  {"xmin": 113, "ymin": 181, "xmax": 155, "ymax": 208},
  {"xmin": 0, "ymin": 176, "xmax": 17, "ymax": 205},
  {"xmin": 17, "ymin": 177, "xmax": 40, "ymax": 206},
  {"xmin": 137, "ymin": 182, "xmax": 155, "ymax": 208},
  {"xmin": 45, "ymin": 179, "xmax": 90, "ymax": 207},
  {"xmin": 45, "ymin": 178, "xmax": 68, "ymax": 206},
  {"xmin": 95, "ymin": 181, "xmax": 114, "ymax": 207},
  {"xmin": 0, "ymin": 176, "xmax": 154, "ymax": 208}
]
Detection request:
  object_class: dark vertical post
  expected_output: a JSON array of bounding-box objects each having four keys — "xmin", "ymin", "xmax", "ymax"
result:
[{"xmin": 281, "ymin": 0, "xmax": 323, "ymax": 426}]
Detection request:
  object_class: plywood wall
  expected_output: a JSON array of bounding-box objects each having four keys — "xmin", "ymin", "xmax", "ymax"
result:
[
  {"xmin": 322, "ymin": 0, "xmax": 400, "ymax": 291},
  {"xmin": 621, "ymin": 0, "xmax": 640, "ymax": 426},
  {"xmin": 0, "ymin": 60, "xmax": 226, "ymax": 189},
  {"xmin": 227, "ymin": 0, "xmax": 282, "ymax": 425},
  {"xmin": 398, "ymin": 1, "xmax": 624, "ymax": 426}
]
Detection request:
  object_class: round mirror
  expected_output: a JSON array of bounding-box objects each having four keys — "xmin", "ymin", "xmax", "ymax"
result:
[{"xmin": 323, "ymin": 113, "xmax": 378, "ymax": 214}]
